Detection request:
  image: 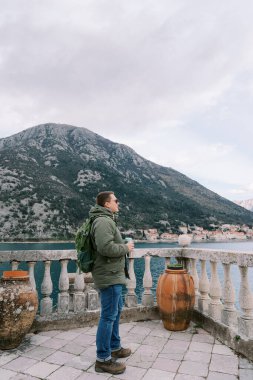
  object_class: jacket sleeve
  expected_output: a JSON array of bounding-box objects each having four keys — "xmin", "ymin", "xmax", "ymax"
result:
[{"xmin": 92, "ymin": 217, "xmax": 129, "ymax": 258}]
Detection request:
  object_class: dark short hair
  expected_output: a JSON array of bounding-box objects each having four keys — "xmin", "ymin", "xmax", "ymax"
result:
[{"xmin": 96, "ymin": 191, "xmax": 114, "ymax": 207}]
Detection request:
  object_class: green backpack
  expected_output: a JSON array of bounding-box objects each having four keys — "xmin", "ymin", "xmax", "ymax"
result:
[{"xmin": 75, "ymin": 217, "xmax": 96, "ymax": 273}]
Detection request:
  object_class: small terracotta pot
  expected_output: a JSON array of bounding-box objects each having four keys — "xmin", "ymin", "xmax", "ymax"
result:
[
  {"xmin": 156, "ymin": 268, "xmax": 195, "ymax": 331},
  {"xmin": 0, "ymin": 270, "xmax": 38, "ymax": 349}
]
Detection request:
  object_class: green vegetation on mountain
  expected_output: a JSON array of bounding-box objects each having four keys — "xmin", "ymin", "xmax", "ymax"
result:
[{"xmin": 0, "ymin": 123, "xmax": 252, "ymax": 241}]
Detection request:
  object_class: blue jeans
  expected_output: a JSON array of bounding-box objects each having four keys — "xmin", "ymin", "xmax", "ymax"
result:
[{"xmin": 96, "ymin": 284, "xmax": 123, "ymax": 361}]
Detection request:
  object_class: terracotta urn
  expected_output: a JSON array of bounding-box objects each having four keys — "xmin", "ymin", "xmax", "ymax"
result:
[
  {"xmin": 156, "ymin": 265, "xmax": 195, "ymax": 331},
  {"xmin": 0, "ymin": 270, "xmax": 38, "ymax": 349}
]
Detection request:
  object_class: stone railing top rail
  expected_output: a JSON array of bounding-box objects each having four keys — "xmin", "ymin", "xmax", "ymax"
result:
[{"xmin": 0, "ymin": 247, "xmax": 253, "ymax": 266}]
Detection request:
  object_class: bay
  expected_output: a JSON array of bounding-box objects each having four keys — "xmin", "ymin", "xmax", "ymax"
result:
[{"xmin": 0, "ymin": 240, "xmax": 252, "ymax": 310}]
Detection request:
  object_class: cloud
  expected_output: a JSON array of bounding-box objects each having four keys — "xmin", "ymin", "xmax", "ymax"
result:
[
  {"xmin": 0, "ymin": 0, "xmax": 253, "ymax": 201},
  {"xmin": 230, "ymin": 184, "xmax": 253, "ymax": 196}
]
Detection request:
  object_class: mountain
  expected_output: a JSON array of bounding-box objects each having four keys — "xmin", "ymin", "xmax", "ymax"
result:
[
  {"xmin": 0, "ymin": 123, "xmax": 253, "ymax": 241},
  {"xmin": 234, "ymin": 199, "xmax": 253, "ymax": 212}
]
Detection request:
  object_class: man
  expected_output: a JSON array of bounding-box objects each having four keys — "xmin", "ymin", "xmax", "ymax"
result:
[{"xmin": 89, "ymin": 191, "xmax": 134, "ymax": 375}]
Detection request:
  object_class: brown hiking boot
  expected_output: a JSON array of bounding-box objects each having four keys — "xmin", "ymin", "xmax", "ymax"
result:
[
  {"xmin": 111, "ymin": 347, "xmax": 131, "ymax": 358},
  {"xmin": 95, "ymin": 359, "xmax": 126, "ymax": 374}
]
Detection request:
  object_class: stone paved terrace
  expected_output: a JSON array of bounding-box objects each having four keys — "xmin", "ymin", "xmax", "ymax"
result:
[{"xmin": 1, "ymin": 320, "xmax": 253, "ymax": 380}]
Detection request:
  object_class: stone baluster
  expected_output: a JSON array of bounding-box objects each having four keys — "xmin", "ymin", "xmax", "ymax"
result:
[
  {"xmin": 221, "ymin": 263, "xmax": 237, "ymax": 328},
  {"xmin": 73, "ymin": 266, "xmax": 86, "ymax": 313},
  {"xmin": 142, "ymin": 255, "xmax": 154, "ymax": 307},
  {"xmin": 208, "ymin": 261, "xmax": 222, "ymax": 321},
  {"xmin": 238, "ymin": 266, "xmax": 253, "ymax": 338},
  {"xmin": 198, "ymin": 260, "xmax": 210, "ymax": 313},
  {"xmin": 182, "ymin": 257, "xmax": 191, "ymax": 272},
  {"xmin": 11, "ymin": 260, "xmax": 19, "ymax": 270},
  {"xmin": 58, "ymin": 259, "xmax": 69, "ymax": 313},
  {"xmin": 87, "ymin": 288, "xmax": 99, "ymax": 310},
  {"xmin": 125, "ymin": 254, "xmax": 137, "ymax": 307},
  {"xmin": 191, "ymin": 258, "xmax": 199, "ymax": 308},
  {"xmin": 165, "ymin": 257, "xmax": 171, "ymax": 270},
  {"xmin": 28, "ymin": 261, "xmax": 36, "ymax": 291},
  {"xmin": 40, "ymin": 261, "xmax": 53, "ymax": 316}
]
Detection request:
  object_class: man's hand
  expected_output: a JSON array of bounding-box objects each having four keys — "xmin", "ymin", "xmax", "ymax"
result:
[{"xmin": 126, "ymin": 240, "xmax": 134, "ymax": 253}]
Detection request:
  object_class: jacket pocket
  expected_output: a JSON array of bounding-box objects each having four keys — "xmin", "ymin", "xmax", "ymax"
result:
[{"xmin": 106, "ymin": 257, "xmax": 124, "ymax": 272}]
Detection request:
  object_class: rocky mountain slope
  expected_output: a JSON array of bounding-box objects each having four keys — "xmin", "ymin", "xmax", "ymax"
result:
[
  {"xmin": 0, "ymin": 123, "xmax": 252, "ymax": 241},
  {"xmin": 234, "ymin": 199, "xmax": 253, "ymax": 212}
]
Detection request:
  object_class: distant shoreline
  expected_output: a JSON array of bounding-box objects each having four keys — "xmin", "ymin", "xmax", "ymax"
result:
[{"xmin": 0, "ymin": 238, "xmax": 252, "ymax": 244}]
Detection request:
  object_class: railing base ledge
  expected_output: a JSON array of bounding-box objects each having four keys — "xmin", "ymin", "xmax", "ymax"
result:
[
  {"xmin": 193, "ymin": 309, "xmax": 253, "ymax": 362},
  {"xmin": 31, "ymin": 305, "xmax": 160, "ymax": 333}
]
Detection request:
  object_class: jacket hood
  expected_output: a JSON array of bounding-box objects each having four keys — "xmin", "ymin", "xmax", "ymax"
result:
[{"xmin": 89, "ymin": 205, "xmax": 115, "ymax": 221}]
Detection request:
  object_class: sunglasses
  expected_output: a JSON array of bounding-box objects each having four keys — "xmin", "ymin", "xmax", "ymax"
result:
[{"xmin": 113, "ymin": 199, "xmax": 119, "ymax": 204}]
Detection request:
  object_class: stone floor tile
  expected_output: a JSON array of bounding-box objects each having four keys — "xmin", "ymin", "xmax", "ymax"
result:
[
  {"xmin": 212, "ymin": 344, "xmax": 235, "ymax": 356},
  {"xmin": 53, "ymin": 331, "xmax": 83, "ymax": 341},
  {"xmin": 158, "ymin": 352, "xmax": 185, "ymax": 361},
  {"xmin": 80, "ymin": 346, "xmax": 97, "ymax": 361},
  {"xmin": 24, "ymin": 361, "xmax": 60, "ymax": 378},
  {"xmin": 0, "ymin": 368, "xmax": 17, "ymax": 380},
  {"xmin": 152, "ymin": 357, "xmax": 180, "ymax": 372},
  {"xmin": 72, "ymin": 334, "xmax": 96, "ymax": 347},
  {"xmin": 191, "ymin": 334, "xmax": 214, "ymax": 344},
  {"xmin": 44, "ymin": 350, "xmax": 76, "ymax": 365},
  {"xmin": 178, "ymin": 361, "xmax": 209, "ymax": 377},
  {"xmin": 184, "ymin": 350, "xmax": 211, "ymax": 363},
  {"xmin": 209, "ymin": 353, "xmax": 238, "ymax": 375},
  {"xmin": 60, "ymin": 342, "xmax": 87, "ymax": 355},
  {"xmin": 0, "ymin": 352, "xmax": 19, "ymax": 366},
  {"xmin": 239, "ymin": 357, "xmax": 253, "ymax": 369},
  {"xmin": 141, "ymin": 335, "xmax": 167, "ymax": 348},
  {"xmin": 47, "ymin": 365, "xmax": 83, "ymax": 380},
  {"xmin": 113, "ymin": 344, "xmax": 140, "ymax": 363},
  {"xmin": 28, "ymin": 335, "xmax": 51, "ymax": 346},
  {"xmin": 112, "ymin": 365, "xmax": 147, "ymax": 380},
  {"xmin": 3, "ymin": 320, "xmax": 253, "ymax": 380},
  {"xmin": 119, "ymin": 322, "xmax": 136, "ymax": 332},
  {"xmin": 65, "ymin": 355, "xmax": 94, "ymax": 370},
  {"xmin": 40, "ymin": 338, "xmax": 69, "ymax": 350},
  {"xmin": 188, "ymin": 342, "xmax": 213, "ymax": 353},
  {"xmin": 196, "ymin": 328, "xmax": 210, "ymax": 335},
  {"xmin": 38, "ymin": 330, "xmax": 62, "ymax": 337},
  {"xmin": 130, "ymin": 326, "xmax": 151, "ymax": 336},
  {"xmin": 239, "ymin": 369, "xmax": 253, "ymax": 380},
  {"xmin": 215, "ymin": 339, "xmax": 222, "ymax": 345},
  {"xmin": 162, "ymin": 340, "xmax": 190, "ymax": 354},
  {"xmin": 137, "ymin": 320, "xmax": 160, "ymax": 329},
  {"xmin": 85, "ymin": 326, "xmax": 98, "ymax": 336},
  {"xmin": 149, "ymin": 328, "xmax": 171, "ymax": 338},
  {"xmin": 174, "ymin": 375, "xmax": 205, "ymax": 380},
  {"xmin": 207, "ymin": 372, "xmax": 238, "ymax": 380},
  {"xmin": 123, "ymin": 342, "xmax": 140, "ymax": 354},
  {"xmin": 169, "ymin": 332, "xmax": 193, "ymax": 342},
  {"xmin": 9, "ymin": 374, "xmax": 40, "ymax": 380},
  {"xmin": 22, "ymin": 346, "xmax": 56, "ymax": 360},
  {"xmin": 126, "ymin": 345, "xmax": 160, "ymax": 369},
  {"xmin": 76, "ymin": 373, "xmax": 111, "ymax": 380},
  {"xmin": 69, "ymin": 327, "xmax": 91, "ymax": 334},
  {"xmin": 121, "ymin": 333, "xmax": 145, "ymax": 345},
  {"xmin": 3, "ymin": 357, "xmax": 38, "ymax": 372},
  {"xmin": 141, "ymin": 368, "xmax": 175, "ymax": 380},
  {"xmin": 14, "ymin": 344, "xmax": 37, "ymax": 356}
]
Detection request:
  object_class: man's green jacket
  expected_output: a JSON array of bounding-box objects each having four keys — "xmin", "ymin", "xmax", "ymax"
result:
[{"xmin": 89, "ymin": 205, "xmax": 129, "ymax": 289}]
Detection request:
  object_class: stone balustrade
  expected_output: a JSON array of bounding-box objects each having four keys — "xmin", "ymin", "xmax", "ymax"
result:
[{"xmin": 1, "ymin": 247, "xmax": 253, "ymax": 359}]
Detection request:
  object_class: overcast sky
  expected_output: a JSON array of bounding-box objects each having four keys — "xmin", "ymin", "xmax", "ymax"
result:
[{"xmin": 1, "ymin": 0, "xmax": 253, "ymax": 201}]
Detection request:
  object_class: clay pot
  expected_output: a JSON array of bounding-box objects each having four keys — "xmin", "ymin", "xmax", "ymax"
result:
[
  {"xmin": 0, "ymin": 270, "xmax": 38, "ymax": 349},
  {"xmin": 156, "ymin": 266, "xmax": 195, "ymax": 331}
]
